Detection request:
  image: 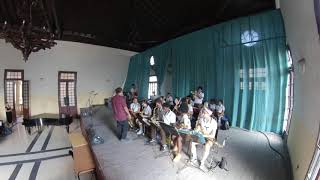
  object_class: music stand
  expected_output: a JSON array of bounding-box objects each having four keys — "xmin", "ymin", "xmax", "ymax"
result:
[
  {"xmin": 155, "ymin": 122, "xmax": 179, "ymax": 160},
  {"xmin": 135, "ymin": 114, "xmax": 151, "ymax": 138}
]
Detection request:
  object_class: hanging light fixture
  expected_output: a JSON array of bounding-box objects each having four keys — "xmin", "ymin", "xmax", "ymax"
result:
[{"xmin": 0, "ymin": 0, "xmax": 56, "ymax": 62}]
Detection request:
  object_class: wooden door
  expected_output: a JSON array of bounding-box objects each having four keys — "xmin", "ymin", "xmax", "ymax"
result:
[
  {"xmin": 58, "ymin": 72, "xmax": 77, "ymax": 117},
  {"xmin": 4, "ymin": 80, "xmax": 16, "ymax": 122},
  {"xmin": 4, "ymin": 70, "xmax": 24, "ymax": 122},
  {"xmin": 22, "ymin": 80, "xmax": 30, "ymax": 118}
]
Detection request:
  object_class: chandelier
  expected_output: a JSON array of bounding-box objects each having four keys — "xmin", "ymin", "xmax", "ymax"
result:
[{"xmin": 0, "ymin": 0, "xmax": 56, "ymax": 62}]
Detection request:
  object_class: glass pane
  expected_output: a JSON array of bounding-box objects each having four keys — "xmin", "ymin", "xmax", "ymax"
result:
[{"xmin": 149, "ymin": 76, "xmax": 157, "ymax": 82}]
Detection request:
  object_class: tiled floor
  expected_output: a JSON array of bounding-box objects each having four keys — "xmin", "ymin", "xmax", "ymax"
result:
[{"xmin": 0, "ymin": 122, "xmax": 93, "ymax": 180}]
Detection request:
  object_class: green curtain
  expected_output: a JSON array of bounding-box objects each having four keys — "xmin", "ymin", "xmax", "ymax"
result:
[
  {"xmin": 124, "ymin": 54, "xmax": 150, "ymax": 99},
  {"xmin": 124, "ymin": 10, "xmax": 288, "ymax": 133}
]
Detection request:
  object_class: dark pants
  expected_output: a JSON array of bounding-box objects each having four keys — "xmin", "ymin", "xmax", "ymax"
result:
[
  {"xmin": 6, "ymin": 112, "xmax": 12, "ymax": 124},
  {"xmin": 117, "ymin": 120, "xmax": 129, "ymax": 140}
]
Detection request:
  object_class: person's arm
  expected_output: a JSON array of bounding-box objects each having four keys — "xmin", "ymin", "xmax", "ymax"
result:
[
  {"xmin": 122, "ymin": 99, "xmax": 131, "ymax": 119},
  {"xmin": 124, "ymin": 106, "xmax": 131, "ymax": 119}
]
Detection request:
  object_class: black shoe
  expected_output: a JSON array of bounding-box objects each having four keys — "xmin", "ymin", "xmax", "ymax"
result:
[{"xmin": 160, "ymin": 145, "xmax": 168, "ymax": 152}]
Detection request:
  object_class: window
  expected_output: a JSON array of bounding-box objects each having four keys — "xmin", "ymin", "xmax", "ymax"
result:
[
  {"xmin": 148, "ymin": 76, "xmax": 157, "ymax": 99},
  {"xmin": 150, "ymin": 56, "xmax": 155, "ymax": 66},
  {"xmin": 240, "ymin": 68, "xmax": 267, "ymax": 90},
  {"xmin": 283, "ymin": 48, "xmax": 294, "ymax": 133},
  {"xmin": 241, "ymin": 30, "xmax": 259, "ymax": 47}
]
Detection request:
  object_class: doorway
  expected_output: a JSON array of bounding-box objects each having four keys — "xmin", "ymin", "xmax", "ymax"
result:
[
  {"xmin": 58, "ymin": 71, "xmax": 78, "ymax": 118},
  {"xmin": 4, "ymin": 70, "xmax": 30, "ymax": 122}
]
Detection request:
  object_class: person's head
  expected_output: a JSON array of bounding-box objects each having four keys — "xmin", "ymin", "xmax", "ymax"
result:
[
  {"xmin": 131, "ymin": 83, "xmax": 136, "ymax": 88},
  {"xmin": 163, "ymin": 102, "xmax": 171, "ymax": 112},
  {"xmin": 186, "ymin": 97, "xmax": 191, "ymax": 104},
  {"xmin": 115, "ymin": 87, "xmax": 123, "ymax": 95},
  {"xmin": 132, "ymin": 97, "xmax": 138, "ymax": 103},
  {"xmin": 218, "ymin": 99, "xmax": 224, "ymax": 105},
  {"xmin": 209, "ymin": 99, "xmax": 215, "ymax": 104},
  {"xmin": 174, "ymin": 97, "xmax": 181, "ymax": 104},
  {"xmin": 180, "ymin": 97, "xmax": 187, "ymax": 104},
  {"xmin": 141, "ymin": 100, "xmax": 148, "ymax": 107},
  {"xmin": 152, "ymin": 91, "xmax": 156, "ymax": 96},
  {"xmin": 179, "ymin": 103, "xmax": 189, "ymax": 114},
  {"xmin": 197, "ymin": 86, "xmax": 203, "ymax": 92},
  {"xmin": 155, "ymin": 98, "xmax": 163, "ymax": 107}
]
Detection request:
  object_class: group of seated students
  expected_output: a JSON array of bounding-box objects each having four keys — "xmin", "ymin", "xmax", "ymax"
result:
[{"xmin": 126, "ymin": 86, "xmax": 226, "ymax": 169}]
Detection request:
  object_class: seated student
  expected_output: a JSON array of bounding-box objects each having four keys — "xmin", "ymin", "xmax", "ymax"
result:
[
  {"xmin": 160, "ymin": 96, "xmax": 166, "ymax": 104},
  {"xmin": 148, "ymin": 99, "xmax": 163, "ymax": 143},
  {"xmin": 150, "ymin": 91, "xmax": 157, "ymax": 101},
  {"xmin": 186, "ymin": 97, "xmax": 194, "ymax": 117},
  {"xmin": 172, "ymin": 97, "xmax": 181, "ymax": 114},
  {"xmin": 215, "ymin": 99, "xmax": 225, "ymax": 121},
  {"xmin": 198, "ymin": 102, "xmax": 210, "ymax": 119},
  {"xmin": 129, "ymin": 97, "xmax": 141, "ymax": 129},
  {"xmin": 166, "ymin": 93, "xmax": 174, "ymax": 106},
  {"xmin": 193, "ymin": 86, "xmax": 204, "ymax": 108},
  {"xmin": 190, "ymin": 108, "xmax": 217, "ymax": 170},
  {"xmin": 158, "ymin": 102, "xmax": 176, "ymax": 151},
  {"xmin": 136, "ymin": 100, "xmax": 152, "ymax": 135},
  {"xmin": 173, "ymin": 103, "xmax": 191, "ymax": 162},
  {"xmin": 209, "ymin": 99, "xmax": 217, "ymax": 112}
]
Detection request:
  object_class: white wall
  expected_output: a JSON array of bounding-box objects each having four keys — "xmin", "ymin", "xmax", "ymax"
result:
[
  {"xmin": 280, "ymin": 0, "xmax": 320, "ymax": 179},
  {"xmin": 0, "ymin": 40, "xmax": 136, "ymax": 120}
]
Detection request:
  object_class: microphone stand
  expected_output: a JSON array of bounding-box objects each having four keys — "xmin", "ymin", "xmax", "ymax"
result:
[{"xmin": 86, "ymin": 91, "xmax": 104, "ymax": 145}]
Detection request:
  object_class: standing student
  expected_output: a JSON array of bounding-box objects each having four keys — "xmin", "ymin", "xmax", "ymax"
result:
[
  {"xmin": 111, "ymin": 87, "xmax": 132, "ymax": 142},
  {"xmin": 193, "ymin": 86, "xmax": 204, "ymax": 108}
]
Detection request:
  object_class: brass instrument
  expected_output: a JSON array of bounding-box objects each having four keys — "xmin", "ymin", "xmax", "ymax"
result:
[{"xmin": 128, "ymin": 111, "xmax": 138, "ymax": 128}]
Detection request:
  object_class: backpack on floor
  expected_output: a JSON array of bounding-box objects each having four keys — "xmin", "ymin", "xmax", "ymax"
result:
[{"xmin": 221, "ymin": 116, "xmax": 230, "ymax": 130}]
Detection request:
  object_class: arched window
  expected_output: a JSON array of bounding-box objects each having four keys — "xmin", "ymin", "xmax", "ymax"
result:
[
  {"xmin": 148, "ymin": 56, "xmax": 157, "ymax": 99},
  {"xmin": 150, "ymin": 56, "xmax": 155, "ymax": 66},
  {"xmin": 241, "ymin": 30, "xmax": 259, "ymax": 47}
]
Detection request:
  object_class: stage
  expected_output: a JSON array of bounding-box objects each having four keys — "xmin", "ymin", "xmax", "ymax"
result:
[{"xmin": 84, "ymin": 106, "xmax": 291, "ymax": 180}]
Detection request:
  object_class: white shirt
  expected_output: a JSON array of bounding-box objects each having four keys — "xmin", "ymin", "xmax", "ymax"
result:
[
  {"xmin": 142, "ymin": 105, "xmax": 152, "ymax": 116},
  {"xmin": 130, "ymin": 103, "xmax": 140, "ymax": 113},
  {"xmin": 216, "ymin": 104, "xmax": 225, "ymax": 113},
  {"xmin": 161, "ymin": 110, "xmax": 176, "ymax": 125},
  {"xmin": 194, "ymin": 92, "xmax": 204, "ymax": 104},
  {"xmin": 198, "ymin": 117, "xmax": 217, "ymax": 137},
  {"xmin": 188, "ymin": 104, "xmax": 193, "ymax": 114},
  {"xmin": 181, "ymin": 114, "xmax": 191, "ymax": 130}
]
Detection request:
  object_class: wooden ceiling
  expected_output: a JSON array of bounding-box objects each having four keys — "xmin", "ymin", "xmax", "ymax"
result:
[{"xmin": 0, "ymin": 0, "xmax": 275, "ymax": 52}]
